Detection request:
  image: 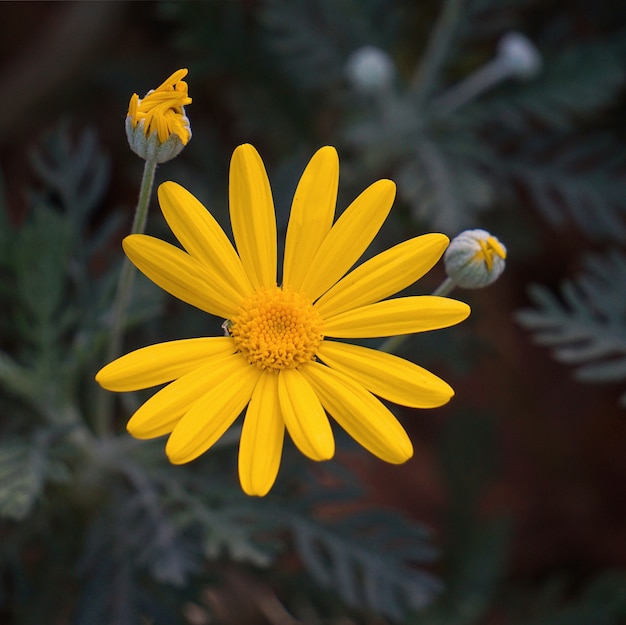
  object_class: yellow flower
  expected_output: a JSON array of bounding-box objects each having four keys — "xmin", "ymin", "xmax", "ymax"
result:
[
  {"xmin": 126, "ymin": 69, "xmax": 192, "ymax": 163},
  {"xmin": 96, "ymin": 145, "xmax": 470, "ymax": 496}
]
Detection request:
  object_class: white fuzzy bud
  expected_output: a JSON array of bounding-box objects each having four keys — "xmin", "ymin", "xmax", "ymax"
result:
[
  {"xmin": 497, "ymin": 32, "xmax": 541, "ymax": 80},
  {"xmin": 444, "ymin": 229, "xmax": 507, "ymax": 289},
  {"xmin": 345, "ymin": 45, "xmax": 396, "ymax": 93}
]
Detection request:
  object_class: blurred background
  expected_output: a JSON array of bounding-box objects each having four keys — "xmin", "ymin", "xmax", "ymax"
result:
[{"xmin": 1, "ymin": 1, "xmax": 626, "ymax": 624}]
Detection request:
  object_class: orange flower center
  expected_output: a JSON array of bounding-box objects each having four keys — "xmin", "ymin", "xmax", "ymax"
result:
[{"xmin": 230, "ymin": 287, "xmax": 323, "ymax": 372}]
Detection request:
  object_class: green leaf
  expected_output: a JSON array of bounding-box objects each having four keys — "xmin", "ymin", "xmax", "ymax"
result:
[
  {"xmin": 0, "ymin": 351, "xmax": 39, "ymax": 402},
  {"xmin": 500, "ymin": 136, "xmax": 626, "ymax": 241},
  {"xmin": 14, "ymin": 206, "xmax": 72, "ymax": 331},
  {"xmin": 0, "ymin": 439, "xmax": 47, "ymax": 520},
  {"xmin": 516, "ymin": 250, "xmax": 626, "ymax": 407},
  {"xmin": 473, "ymin": 39, "xmax": 625, "ymax": 131},
  {"xmin": 289, "ymin": 509, "xmax": 441, "ymax": 620},
  {"xmin": 391, "ymin": 133, "xmax": 496, "ymax": 232},
  {"xmin": 260, "ymin": 0, "xmax": 399, "ymax": 91},
  {"xmin": 576, "ymin": 357, "xmax": 626, "ymax": 382},
  {"xmin": 29, "ymin": 124, "xmax": 110, "ymax": 226}
]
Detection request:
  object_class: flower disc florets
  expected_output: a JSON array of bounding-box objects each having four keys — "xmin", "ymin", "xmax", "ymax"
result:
[{"xmin": 229, "ymin": 287, "xmax": 323, "ymax": 372}]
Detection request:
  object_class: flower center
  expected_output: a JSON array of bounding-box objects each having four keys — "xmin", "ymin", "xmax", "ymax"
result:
[{"xmin": 230, "ymin": 287, "xmax": 323, "ymax": 372}]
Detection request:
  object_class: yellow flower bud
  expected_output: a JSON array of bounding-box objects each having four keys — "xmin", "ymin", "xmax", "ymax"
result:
[{"xmin": 125, "ymin": 69, "xmax": 192, "ymax": 163}]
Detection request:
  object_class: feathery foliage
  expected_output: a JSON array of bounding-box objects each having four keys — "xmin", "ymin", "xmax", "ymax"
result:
[
  {"xmin": 516, "ymin": 249, "xmax": 626, "ymax": 407},
  {"xmin": 290, "ymin": 510, "xmax": 440, "ymax": 620}
]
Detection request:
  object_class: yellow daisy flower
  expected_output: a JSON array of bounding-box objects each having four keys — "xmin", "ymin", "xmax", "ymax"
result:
[{"xmin": 96, "ymin": 145, "xmax": 470, "ymax": 496}]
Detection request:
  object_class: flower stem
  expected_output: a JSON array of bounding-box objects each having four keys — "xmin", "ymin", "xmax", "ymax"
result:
[
  {"xmin": 429, "ymin": 58, "xmax": 512, "ymax": 117},
  {"xmin": 431, "ymin": 276, "xmax": 456, "ymax": 297},
  {"xmin": 410, "ymin": 0, "xmax": 466, "ymax": 106},
  {"xmin": 379, "ymin": 277, "xmax": 458, "ymax": 354},
  {"xmin": 95, "ymin": 158, "xmax": 157, "ymax": 436}
]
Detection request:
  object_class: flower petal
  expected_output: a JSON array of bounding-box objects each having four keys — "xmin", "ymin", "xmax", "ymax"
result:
[
  {"xmin": 239, "ymin": 373, "xmax": 285, "ymax": 496},
  {"xmin": 315, "ymin": 233, "xmax": 449, "ymax": 318},
  {"xmin": 153, "ymin": 68, "xmax": 188, "ymax": 92},
  {"xmin": 229, "ymin": 144, "xmax": 277, "ymax": 290},
  {"xmin": 301, "ymin": 362, "xmax": 413, "ymax": 464},
  {"xmin": 317, "ymin": 341, "xmax": 454, "ymax": 408},
  {"xmin": 126, "ymin": 353, "xmax": 240, "ymax": 439},
  {"xmin": 283, "ymin": 147, "xmax": 338, "ymax": 291},
  {"xmin": 277, "ymin": 368, "xmax": 334, "ymax": 461},
  {"xmin": 299, "ymin": 179, "xmax": 396, "ymax": 302},
  {"xmin": 323, "ymin": 296, "xmax": 471, "ymax": 338},
  {"xmin": 123, "ymin": 234, "xmax": 241, "ymax": 319},
  {"xmin": 96, "ymin": 337, "xmax": 236, "ymax": 392},
  {"xmin": 158, "ymin": 181, "xmax": 254, "ymax": 299},
  {"xmin": 165, "ymin": 358, "xmax": 262, "ymax": 464}
]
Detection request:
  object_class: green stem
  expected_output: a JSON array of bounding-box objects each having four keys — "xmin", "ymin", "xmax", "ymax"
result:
[
  {"xmin": 95, "ymin": 158, "xmax": 157, "ymax": 436},
  {"xmin": 379, "ymin": 277, "xmax": 458, "ymax": 355},
  {"xmin": 430, "ymin": 58, "xmax": 511, "ymax": 117},
  {"xmin": 107, "ymin": 158, "xmax": 158, "ymax": 361},
  {"xmin": 432, "ymin": 276, "xmax": 456, "ymax": 297},
  {"xmin": 410, "ymin": 0, "xmax": 465, "ymax": 107},
  {"xmin": 377, "ymin": 333, "xmax": 405, "ymax": 356}
]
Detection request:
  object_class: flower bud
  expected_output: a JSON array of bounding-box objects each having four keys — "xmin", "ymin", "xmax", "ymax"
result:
[
  {"xmin": 497, "ymin": 32, "xmax": 541, "ymax": 80},
  {"xmin": 444, "ymin": 229, "xmax": 507, "ymax": 288},
  {"xmin": 345, "ymin": 45, "xmax": 396, "ymax": 93},
  {"xmin": 126, "ymin": 68, "xmax": 192, "ymax": 163}
]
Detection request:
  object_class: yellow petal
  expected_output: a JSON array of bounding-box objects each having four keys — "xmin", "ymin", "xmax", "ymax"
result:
[
  {"xmin": 238, "ymin": 373, "xmax": 285, "ymax": 496},
  {"xmin": 277, "ymin": 368, "xmax": 335, "ymax": 461},
  {"xmin": 317, "ymin": 341, "xmax": 453, "ymax": 408},
  {"xmin": 154, "ymin": 68, "xmax": 188, "ymax": 91},
  {"xmin": 229, "ymin": 144, "xmax": 277, "ymax": 290},
  {"xmin": 299, "ymin": 179, "xmax": 396, "ymax": 302},
  {"xmin": 283, "ymin": 147, "xmax": 338, "ymax": 291},
  {"xmin": 127, "ymin": 353, "xmax": 241, "ymax": 439},
  {"xmin": 96, "ymin": 337, "xmax": 236, "ymax": 391},
  {"xmin": 301, "ymin": 362, "xmax": 413, "ymax": 464},
  {"xmin": 323, "ymin": 296, "xmax": 471, "ymax": 338},
  {"xmin": 165, "ymin": 358, "xmax": 262, "ymax": 464},
  {"xmin": 315, "ymin": 233, "xmax": 449, "ymax": 318},
  {"xmin": 158, "ymin": 182, "xmax": 254, "ymax": 299},
  {"xmin": 123, "ymin": 234, "xmax": 242, "ymax": 319}
]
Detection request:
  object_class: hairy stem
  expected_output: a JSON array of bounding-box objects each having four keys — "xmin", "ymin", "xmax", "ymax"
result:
[
  {"xmin": 410, "ymin": 0, "xmax": 466, "ymax": 107},
  {"xmin": 94, "ymin": 158, "xmax": 157, "ymax": 436}
]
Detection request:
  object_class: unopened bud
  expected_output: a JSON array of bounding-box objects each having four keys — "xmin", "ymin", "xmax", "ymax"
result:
[
  {"xmin": 345, "ymin": 46, "xmax": 396, "ymax": 93},
  {"xmin": 126, "ymin": 69, "xmax": 192, "ymax": 163},
  {"xmin": 444, "ymin": 229, "xmax": 507, "ymax": 288},
  {"xmin": 497, "ymin": 32, "xmax": 541, "ymax": 80}
]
